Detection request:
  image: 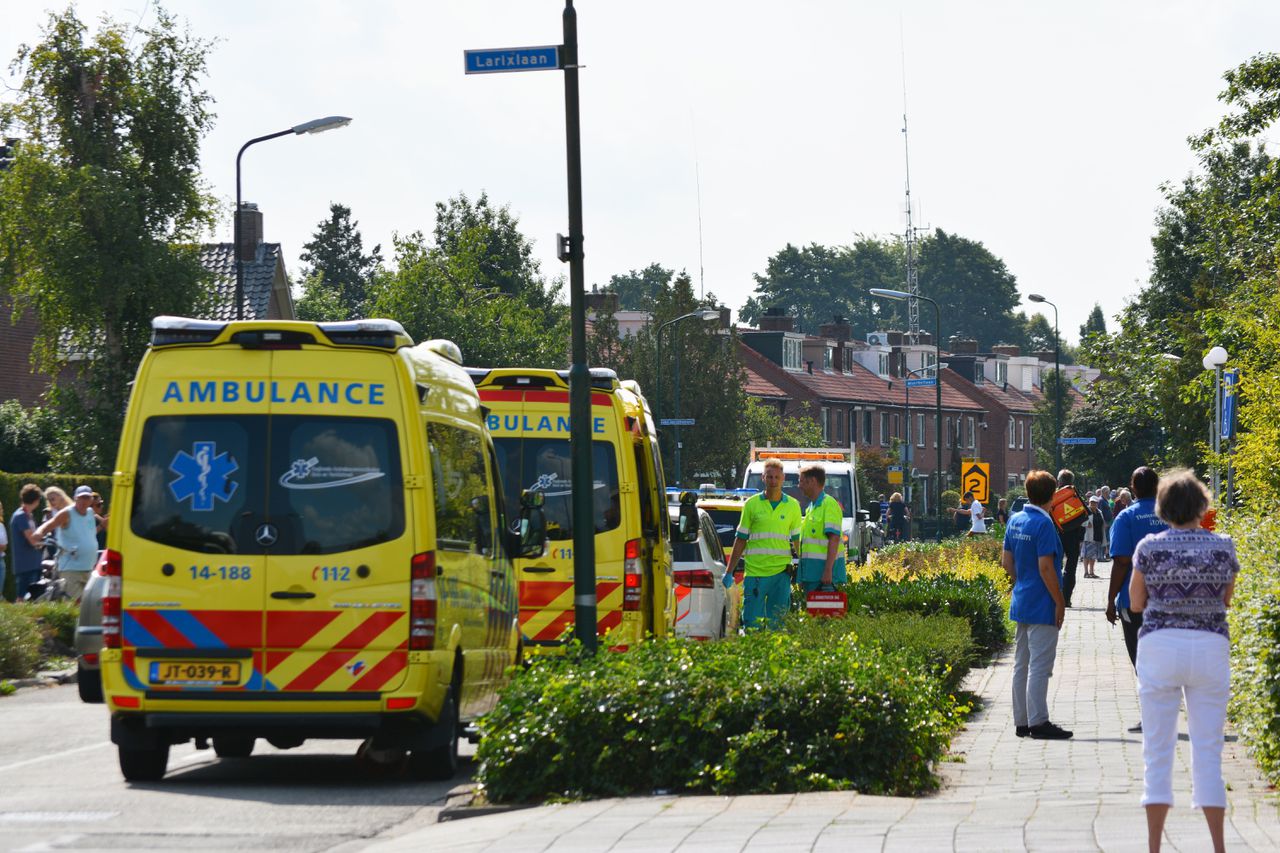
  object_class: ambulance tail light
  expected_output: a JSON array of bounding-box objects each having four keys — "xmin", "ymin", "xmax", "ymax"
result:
[
  {"xmin": 673, "ymin": 569, "xmax": 715, "ymax": 589},
  {"xmin": 102, "ymin": 549, "xmax": 123, "ymax": 649},
  {"xmin": 410, "ymin": 551, "xmax": 437, "ymax": 650},
  {"xmin": 623, "ymin": 539, "xmax": 642, "ymax": 611}
]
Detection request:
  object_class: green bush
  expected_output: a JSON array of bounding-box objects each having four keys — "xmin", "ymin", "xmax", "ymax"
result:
[
  {"xmin": 840, "ymin": 572, "xmax": 1009, "ymax": 658},
  {"xmin": 30, "ymin": 601, "xmax": 79, "ymax": 649},
  {"xmin": 0, "ymin": 605, "xmax": 43, "ymax": 679},
  {"xmin": 477, "ymin": 633, "xmax": 966, "ymax": 803},
  {"xmin": 1225, "ymin": 512, "xmax": 1280, "ymax": 786},
  {"xmin": 784, "ymin": 611, "xmax": 974, "ymax": 690}
]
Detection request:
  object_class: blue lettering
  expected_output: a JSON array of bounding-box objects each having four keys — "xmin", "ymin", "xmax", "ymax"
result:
[
  {"xmin": 487, "ymin": 415, "xmax": 499, "ymax": 431},
  {"xmin": 369, "ymin": 383, "xmax": 384, "ymax": 405},
  {"xmin": 318, "ymin": 382, "xmax": 339, "ymax": 404},
  {"xmin": 522, "ymin": 416, "xmax": 534, "ymax": 431},
  {"xmin": 247, "ymin": 382, "xmax": 265, "ymax": 403},
  {"xmin": 191, "ymin": 381, "xmax": 216, "ymax": 403},
  {"xmin": 503, "ymin": 415, "xmax": 519, "ymax": 431},
  {"xmin": 593, "ymin": 417, "xmax": 605, "ymax": 434},
  {"xmin": 537, "ymin": 416, "xmax": 552, "ymax": 432},
  {"xmin": 162, "ymin": 382, "xmax": 181, "ymax": 403},
  {"xmin": 222, "ymin": 381, "xmax": 239, "ymax": 403},
  {"xmin": 290, "ymin": 383, "xmax": 312, "ymax": 403},
  {"xmin": 345, "ymin": 383, "xmax": 364, "ymax": 404},
  {"xmin": 270, "ymin": 382, "xmax": 287, "ymax": 403},
  {"xmin": 556, "ymin": 416, "xmax": 570, "ymax": 432}
]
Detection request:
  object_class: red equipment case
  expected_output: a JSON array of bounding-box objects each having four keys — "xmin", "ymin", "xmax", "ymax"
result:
[{"xmin": 805, "ymin": 589, "xmax": 847, "ymax": 618}]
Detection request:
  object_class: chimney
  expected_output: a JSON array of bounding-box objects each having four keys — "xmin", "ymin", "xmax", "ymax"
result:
[
  {"xmin": 948, "ymin": 337, "xmax": 979, "ymax": 354},
  {"xmin": 915, "ymin": 331, "xmax": 933, "ymax": 346},
  {"xmin": 886, "ymin": 330, "xmax": 904, "ymax": 346},
  {"xmin": 1033, "ymin": 350, "xmax": 1057, "ymax": 363},
  {"xmin": 759, "ymin": 310, "xmax": 795, "ymax": 332},
  {"xmin": 236, "ymin": 203, "xmax": 263, "ymax": 263},
  {"xmin": 818, "ymin": 315, "xmax": 851, "ymax": 341},
  {"xmin": 992, "ymin": 344, "xmax": 1021, "ymax": 358},
  {"xmin": 585, "ymin": 291, "xmax": 619, "ymax": 314}
]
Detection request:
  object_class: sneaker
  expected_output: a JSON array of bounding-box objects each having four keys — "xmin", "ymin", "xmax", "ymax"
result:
[
  {"xmin": 1028, "ymin": 721, "xmax": 1073, "ymax": 740},
  {"xmin": 1127, "ymin": 722, "xmax": 1143, "ymax": 734},
  {"xmin": 1016, "ymin": 725, "xmax": 1030, "ymax": 738}
]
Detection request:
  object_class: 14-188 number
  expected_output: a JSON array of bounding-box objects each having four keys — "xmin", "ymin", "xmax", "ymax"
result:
[{"xmin": 188, "ymin": 565, "xmax": 251, "ymax": 580}]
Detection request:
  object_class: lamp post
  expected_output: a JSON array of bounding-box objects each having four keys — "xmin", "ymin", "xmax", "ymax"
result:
[
  {"xmin": 655, "ymin": 308, "xmax": 721, "ymax": 486},
  {"xmin": 235, "ymin": 116, "xmax": 352, "ymax": 321},
  {"xmin": 903, "ymin": 362, "xmax": 948, "ymax": 511},
  {"xmin": 870, "ymin": 288, "xmax": 943, "ymax": 539},
  {"xmin": 1027, "ymin": 294, "xmax": 1061, "ymax": 471},
  {"xmin": 1202, "ymin": 346, "xmax": 1228, "ymax": 505}
]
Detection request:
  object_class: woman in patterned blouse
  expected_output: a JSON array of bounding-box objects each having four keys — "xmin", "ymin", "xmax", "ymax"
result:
[{"xmin": 1130, "ymin": 469, "xmax": 1237, "ymax": 853}]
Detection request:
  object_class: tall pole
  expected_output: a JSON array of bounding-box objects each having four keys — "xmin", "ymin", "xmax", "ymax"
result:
[
  {"xmin": 674, "ymin": 329, "xmax": 683, "ymax": 486},
  {"xmin": 235, "ymin": 129, "xmax": 291, "ymax": 321},
  {"xmin": 562, "ymin": 0, "xmax": 596, "ymax": 653},
  {"xmin": 1053, "ymin": 306, "xmax": 1062, "ymax": 472},
  {"xmin": 933, "ymin": 303, "xmax": 943, "ymax": 542}
]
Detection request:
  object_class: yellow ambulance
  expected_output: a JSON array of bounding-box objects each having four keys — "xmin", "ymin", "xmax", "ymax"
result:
[
  {"xmin": 468, "ymin": 367, "xmax": 689, "ymax": 653},
  {"xmin": 100, "ymin": 317, "xmax": 545, "ymax": 782}
]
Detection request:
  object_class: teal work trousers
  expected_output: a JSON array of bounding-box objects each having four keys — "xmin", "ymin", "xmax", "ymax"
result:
[{"xmin": 742, "ymin": 571, "xmax": 791, "ymax": 629}]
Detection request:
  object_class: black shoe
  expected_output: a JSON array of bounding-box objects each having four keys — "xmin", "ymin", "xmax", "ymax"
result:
[
  {"xmin": 1028, "ymin": 721, "xmax": 1073, "ymax": 740},
  {"xmin": 1016, "ymin": 725, "xmax": 1030, "ymax": 738},
  {"xmin": 1064, "ymin": 601, "xmax": 1072, "ymax": 608},
  {"xmin": 1127, "ymin": 722, "xmax": 1143, "ymax": 734}
]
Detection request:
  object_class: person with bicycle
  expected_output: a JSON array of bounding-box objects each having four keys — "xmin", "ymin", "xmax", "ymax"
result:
[{"xmin": 35, "ymin": 485, "xmax": 99, "ymax": 600}]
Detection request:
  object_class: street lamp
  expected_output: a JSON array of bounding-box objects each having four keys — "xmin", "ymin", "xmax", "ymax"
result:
[
  {"xmin": 655, "ymin": 308, "xmax": 721, "ymax": 486},
  {"xmin": 870, "ymin": 288, "xmax": 943, "ymax": 539},
  {"xmin": 234, "ymin": 116, "xmax": 352, "ymax": 320},
  {"xmin": 1202, "ymin": 346, "xmax": 1228, "ymax": 504},
  {"xmin": 1027, "ymin": 294, "xmax": 1062, "ymax": 471},
  {"xmin": 903, "ymin": 362, "xmax": 948, "ymax": 512}
]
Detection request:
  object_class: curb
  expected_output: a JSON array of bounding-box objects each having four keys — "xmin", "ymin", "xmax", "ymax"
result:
[
  {"xmin": 2, "ymin": 666, "xmax": 78, "ymax": 693},
  {"xmin": 436, "ymin": 784, "xmax": 538, "ymax": 823}
]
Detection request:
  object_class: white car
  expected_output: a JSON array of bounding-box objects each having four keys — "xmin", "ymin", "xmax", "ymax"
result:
[{"xmin": 668, "ymin": 506, "xmax": 731, "ymax": 641}]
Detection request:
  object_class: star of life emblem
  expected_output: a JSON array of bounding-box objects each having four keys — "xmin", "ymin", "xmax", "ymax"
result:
[{"xmin": 169, "ymin": 441, "xmax": 239, "ymax": 511}]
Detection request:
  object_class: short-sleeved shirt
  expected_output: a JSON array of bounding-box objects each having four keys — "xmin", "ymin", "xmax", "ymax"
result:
[
  {"xmin": 1003, "ymin": 503, "xmax": 1064, "ymax": 625},
  {"xmin": 969, "ymin": 500, "xmax": 986, "ymax": 533},
  {"xmin": 1108, "ymin": 497, "xmax": 1167, "ymax": 610},
  {"xmin": 9, "ymin": 508, "xmax": 42, "ymax": 576},
  {"xmin": 1133, "ymin": 528, "xmax": 1238, "ymax": 640},
  {"xmin": 55, "ymin": 506, "xmax": 99, "ymax": 573},
  {"xmin": 798, "ymin": 493, "xmax": 846, "ymax": 584},
  {"xmin": 735, "ymin": 493, "xmax": 802, "ymax": 577}
]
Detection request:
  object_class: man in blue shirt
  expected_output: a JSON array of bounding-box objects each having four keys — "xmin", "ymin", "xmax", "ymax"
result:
[
  {"xmin": 1106, "ymin": 466, "xmax": 1168, "ymax": 733},
  {"xmin": 1003, "ymin": 469, "xmax": 1071, "ymax": 740}
]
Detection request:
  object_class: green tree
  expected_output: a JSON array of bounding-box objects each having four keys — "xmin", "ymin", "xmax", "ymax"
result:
[
  {"xmin": 1031, "ymin": 370, "xmax": 1072, "ymax": 472},
  {"xmin": 599, "ymin": 263, "xmax": 672, "ymax": 312},
  {"xmin": 1079, "ymin": 304, "xmax": 1108, "ymax": 341},
  {"xmin": 297, "ymin": 202, "xmax": 382, "ymax": 320},
  {"xmin": 912, "ymin": 229, "xmax": 1021, "ymax": 349},
  {"xmin": 0, "ymin": 7, "xmax": 216, "ymax": 472},
  {"xmin": 0, "ymin": 400, "xmax": 56, "ymax": 473}
]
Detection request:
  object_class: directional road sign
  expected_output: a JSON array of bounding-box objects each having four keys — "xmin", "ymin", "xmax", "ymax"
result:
[
  {"xmin": 659, "ymin": 418, "xmax": 695, "ymax": 427},
  {"xmin": 1057, "ymin": 437, "xmax": 1097, "ymax": 446},
  {"xmin": 464, "ymin": 45, "xmax": 561, "ymax": 74},
  {"xmin": 1222, "ymin": 369, "xmax": 1239, "ymax": 440},
  {"xmin": 961, "ymin": 461, "xmax": 990, "ymax": 504},
  {"xmin": 906, "ymin": 377, "xmax": 936, "ymax": 388}
]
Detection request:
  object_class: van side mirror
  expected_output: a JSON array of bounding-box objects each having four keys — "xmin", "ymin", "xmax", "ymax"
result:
[
  {"xmin": 513, "ymin": 489, "xmax": 547, "ymax": 559},
  {"xmin": 676, "ymin": 491, "xmax": 699, "ymax": 543}
]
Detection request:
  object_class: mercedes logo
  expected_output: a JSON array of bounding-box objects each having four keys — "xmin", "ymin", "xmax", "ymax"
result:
[{"xmin": 255, "ymin": 524, "xmax": 278, "ymax": 547}]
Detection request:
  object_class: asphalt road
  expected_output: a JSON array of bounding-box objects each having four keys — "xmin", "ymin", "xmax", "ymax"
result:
[{"xmin": 0, "ymin": 684, "xmax": 473, "ymax": 852}]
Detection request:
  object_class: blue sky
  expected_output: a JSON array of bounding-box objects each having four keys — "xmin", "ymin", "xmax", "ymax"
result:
[{"xmin": 5, "ymin": 1, "xmax": 1278, "ymax": 344}]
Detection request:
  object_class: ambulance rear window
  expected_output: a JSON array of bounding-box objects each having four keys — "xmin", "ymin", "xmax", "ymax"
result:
[
  {"xmin": 492, "ymin": 438, "xmax": 620, "ymax": 541},
  {"xmin": 130, "ymin": 415, "xmax": 403, "ymax": 554}
]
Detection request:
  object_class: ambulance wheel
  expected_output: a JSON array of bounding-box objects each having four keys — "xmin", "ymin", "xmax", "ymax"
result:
[
  {"xmin": 76, "ymin": 661, "xmax": 103, "ymax": 703},
  {"xmin": 213, "ymin": 736, "xmax": 255, "ymax": 758},
  {"xmin": 119, "ymin": 742, "xmax": 169, "ymax": 782},
  {"xmin": 409, "ymin": 684, "xmax": 460, "ymax": 781}
]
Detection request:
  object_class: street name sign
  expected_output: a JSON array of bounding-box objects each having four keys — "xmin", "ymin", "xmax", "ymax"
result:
[
  {"xmin": 1057, "ymin": 437, "xmax": 1097, "ymax": 446},
  {"xmin": 464, "ymin": 45, "xmax": 561, "ymax": 74},
  {"xmin": 660, "ymin": 418, "xmax": 695, "ymax": 427},
  {"xmin": 906, "ymin": 377, "xmax": 936, "ymax": 388}
]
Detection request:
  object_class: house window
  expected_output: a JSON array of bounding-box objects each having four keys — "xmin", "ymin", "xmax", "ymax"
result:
[
  {"xmin": 892, "ymin": 413, "xmax": 900, "ymax": 439},
  {"xmin": 917, "ymin": 413, "xmax": 925, "ymax": 447},
  {"xmin": 834, "ymin": 408, "xmax": 844, "ymax": 445},
  {"xmin": 1019, "ymin": 419, "xmax": 1025, "ymax": 449},
  {"xmin": 945, "ymin": 417, "xmax": 952, "ymax": 447},
  {"xmin": 975, "ymin": 363, "xmax": 986, "ymax": 384},
  {"xmin": 996, "ymin": 361, "xmax": 1008, "ymax": 384},
  {"xmin": 879, "ymin": 412, "xmax": 889, "ymax": 446},
  {"xmin": 821, "ymin": 406, "xmax": 830, "ymax": 442},
  {"xmin": 823, "ymin": 347, "xmax": 833, "ymax": 371},
  {"xmin": 863, "ymin": 409, "xmax": 873, "ymax": 445},
  {"xmin": 1008, "ymin": 416, "xmax": 1016, "ymax": 449},
  {"xmin": 876, "ymin": 354, "xmax": 888, "ymax": 376},
  {"xmin": 925, "ymin": 351, "xmax": 937, "ymax": 372},
  {"xmin": 967, "ymin": 416, "xmax": 976, "ymax": 449},
  {"xmin": 783, "ymin": 337, "xmax": 803, "ymax": 371}
]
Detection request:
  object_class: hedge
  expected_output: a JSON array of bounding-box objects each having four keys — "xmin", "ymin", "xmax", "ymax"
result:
[
  {"xmin": 839, "ymin": 572, "xmax": 1009, "ymax": 659},
  {"xmin": 476, "ymin": 623, "xmax": 969, "ymax": 803},
  {"xmin": 1, "ymin": 471, "xmax": 112, "ymax": 602},
  {"xmin": 1225, "ymin": 512, "xmax": 1280, "ymax": 786}
]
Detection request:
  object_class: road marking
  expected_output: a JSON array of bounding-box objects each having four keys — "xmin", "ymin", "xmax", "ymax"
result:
[
  {"xmin": 15, "ymin": 834, "xmax": 84, "ymax": 852},
  {"xmin": 0, "ymin": 742, "xmax": 111, "ymax": 774},
  {"xmin": 0, "ymin": 812, "xmax": 115, "ymax": 823}
]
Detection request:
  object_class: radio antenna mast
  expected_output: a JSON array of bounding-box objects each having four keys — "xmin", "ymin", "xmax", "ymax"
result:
[{"xmin": 901, "ymin": 27, "xmax": 921, "ymax": 346}]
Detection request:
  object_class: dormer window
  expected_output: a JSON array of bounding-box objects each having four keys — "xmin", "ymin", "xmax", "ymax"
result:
[
  {"xmin": 783, "ymin": 337, "xmax": 803, "ymax": 370},
  {"xmin": 877, "ymin": 354, "xmax": 889, "ymax": 376},
  {"xmin": 996, "ymin": 361, "xmax": 1008, "ymax": 384},
  {"xmin": 823, "ymin": 347, "xmax": 833, "ymax": 371}
]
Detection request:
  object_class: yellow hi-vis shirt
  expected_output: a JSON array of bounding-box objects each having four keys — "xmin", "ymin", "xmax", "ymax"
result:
[
  {"xmin": 798, "ymin": 492, "xmax": 846, "ymax": 584},
  {"xmin": 736, "ymin": 492, "xmax": 802, "ymax": 577}
]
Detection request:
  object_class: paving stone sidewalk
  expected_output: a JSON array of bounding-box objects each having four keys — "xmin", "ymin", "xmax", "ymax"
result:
[{"xmin": 369, "ymin": 563, "xmax": 1280, "ymax": 852}]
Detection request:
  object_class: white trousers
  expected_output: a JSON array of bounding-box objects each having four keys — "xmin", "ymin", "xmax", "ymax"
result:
[
  {"xmin": 1012, "ymin": 622, "xmax": 1059, "ymax": 727},
  {"xmin": 1136, "ymin": 628, "xmax": 1230, "ymax": 808}
]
